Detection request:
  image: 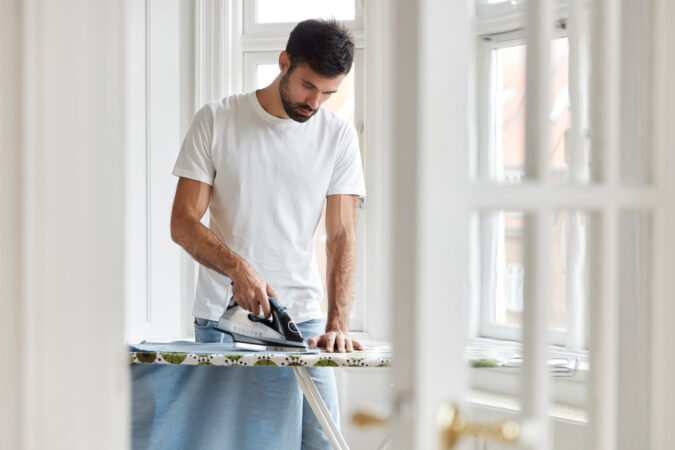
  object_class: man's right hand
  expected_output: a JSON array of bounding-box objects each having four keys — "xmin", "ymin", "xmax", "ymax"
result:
[{"xmin": 230, "ymin": 263, "xmax": 278, "ymax": 318}]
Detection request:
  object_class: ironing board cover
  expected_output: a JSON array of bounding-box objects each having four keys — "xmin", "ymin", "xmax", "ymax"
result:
[
  {"xmin": 129, "ymin": 341, "xmax": 578, "ymax": 376},
  {"xmin": 130, "ymin": 340, "xmax": 393, "ymax": 368},
  {"xmin": 130, "ymin": 340, "xmax": 579, "ymax": 373}
]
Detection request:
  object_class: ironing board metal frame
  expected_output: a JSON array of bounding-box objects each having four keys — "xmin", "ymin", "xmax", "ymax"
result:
[{"xmin": 293, "ymin": 366, "xmax": 350, "ymax": 450}]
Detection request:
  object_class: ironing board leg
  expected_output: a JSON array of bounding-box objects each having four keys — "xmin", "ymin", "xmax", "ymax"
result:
[{"xmin": 293, "ymin": 367, "xmax": 350, "ymax": 450}]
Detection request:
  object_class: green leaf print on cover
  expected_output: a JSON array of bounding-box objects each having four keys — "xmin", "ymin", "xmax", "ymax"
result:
[
  {"xmin": 136, "ymin": 352, "xmax": 157, "ymax": 363},
  {"xmin": 254, "ymin": 359, "xmax": 278, "ymax": 366},
  {"xmin": 161, "ymin": 353, "xmax": 187, "ymax": 364},
  {"xmin": 313, "ymin": 359, "xmax": 338, "ymax": 367},
  {"xmin": 282, "ymin": 355, "xmax": 307, "ymax": 366}
]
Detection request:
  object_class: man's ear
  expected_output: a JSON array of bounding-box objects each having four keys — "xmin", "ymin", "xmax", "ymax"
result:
[{"xmin": 279, "ymin": 51, "xmax": 291, "ymax": 75}]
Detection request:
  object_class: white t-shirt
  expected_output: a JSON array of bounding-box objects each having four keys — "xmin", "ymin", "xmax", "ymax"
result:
[{"xmin": 173, "ymin": 91, "xmax": 366, "ymax": 324}]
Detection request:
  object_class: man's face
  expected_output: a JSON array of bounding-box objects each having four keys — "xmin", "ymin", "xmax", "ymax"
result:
[{"xmin": 279, "ymin": 63, "xmax": 346, "ymax": 123}]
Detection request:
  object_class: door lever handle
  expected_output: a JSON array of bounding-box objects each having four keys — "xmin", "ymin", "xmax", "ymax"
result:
[
  {"xmin": 353, "ymin": 403, "xmax": 520, "ymax": 449},
  {"xmin": 437, "ymin": 402, "xmax": 520, "ymax": 449},
  {"xmin": 351, "ymin": 409, "xmax": 389, "ymax": 427}
]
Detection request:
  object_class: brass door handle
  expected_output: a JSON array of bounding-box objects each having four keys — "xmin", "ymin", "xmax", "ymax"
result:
[
  {"xmin": 352, "ymin": 403, "xmax": 519, "ymax": 449},
  {"xmin": 437, "ymin": 402, "xmax": 520, "ymax": 449},
  {"xmin": 351, "ymin": 410, "xmax": 389, "ymax": 427}
]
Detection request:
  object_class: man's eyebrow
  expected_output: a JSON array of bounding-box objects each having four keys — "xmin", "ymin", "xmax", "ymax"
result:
[{"xmin": 301, "ymin": 78, "xmax": 338, "ymax": 94}]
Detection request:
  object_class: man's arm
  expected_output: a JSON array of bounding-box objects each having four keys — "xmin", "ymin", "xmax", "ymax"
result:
[
  {"xmin": 308, "ymin": 194, "xmax": 364, "ymax": 353},
  {"xmin": 170, "ymin": 177, "xmax": 276, "ymax": 317}
]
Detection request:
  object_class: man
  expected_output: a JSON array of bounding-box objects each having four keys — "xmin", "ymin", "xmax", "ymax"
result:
[{"xmin": 170, "ymin": 19, "xmax": 365, "ymax": 449}]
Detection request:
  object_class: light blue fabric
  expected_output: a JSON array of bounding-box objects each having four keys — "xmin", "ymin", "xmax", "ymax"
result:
[{"xmin": 132, "ymin": 318, "xmax": 339, "ymax": 450}]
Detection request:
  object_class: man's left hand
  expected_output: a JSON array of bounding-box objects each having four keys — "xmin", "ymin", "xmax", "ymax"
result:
[{"xmin": 308, "ymin": 330, "xmax": 364, "ymax": 353}]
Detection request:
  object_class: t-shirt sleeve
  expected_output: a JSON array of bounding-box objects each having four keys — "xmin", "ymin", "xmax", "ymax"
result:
[
  {"xmin": 327, "ymin": 123, "xmax": 366, "ymax": 197},
  {"xmin": 172, "ymin": 104, "xmax": 215, "ymax": 185}
]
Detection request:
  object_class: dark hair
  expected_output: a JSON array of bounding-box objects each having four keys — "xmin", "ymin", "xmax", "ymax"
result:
[{"xmin": 285, "ymin": 19, "xmax": 354, "ymax": 77}]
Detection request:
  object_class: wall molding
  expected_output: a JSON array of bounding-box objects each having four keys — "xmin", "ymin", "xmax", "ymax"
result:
[{"xmin": 195, "ymin": 0, "xmax": 242, "ymax": 106}]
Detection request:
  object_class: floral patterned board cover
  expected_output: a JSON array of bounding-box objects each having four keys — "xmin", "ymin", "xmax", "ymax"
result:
[
  {"xmin": 130, "ymin": 344, "xmax": 393, "ymax": 368},
  {"xmin": 130, "ymin": 341, "xmax": 577, "ymax": 372}
]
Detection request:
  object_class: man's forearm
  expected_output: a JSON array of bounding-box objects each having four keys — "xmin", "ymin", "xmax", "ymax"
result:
[
  {"xmin": 325, "ymin": 231, "xmax": 356, "ymax": 332},
  {"xmin": 171, "ymin": 217, "xmax": 245, "ymax": 279}
]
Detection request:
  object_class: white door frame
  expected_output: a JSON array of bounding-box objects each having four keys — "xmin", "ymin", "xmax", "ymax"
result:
[
  {"xmin": 391, "ymin": 1, "xmax": 471, "ymax": 449},
  {"xmin": 5, "ymin": 1, "xmax": 130, "ymax": 449}
]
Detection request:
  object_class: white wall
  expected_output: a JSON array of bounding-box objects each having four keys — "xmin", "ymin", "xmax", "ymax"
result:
[{"xmin": 125, "ymin": 0, "xmax": 196, "ymax": 342}]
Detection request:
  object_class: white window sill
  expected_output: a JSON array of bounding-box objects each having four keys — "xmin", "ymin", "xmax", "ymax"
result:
[
  {"xmin": 468, "ymin": 389, "xmax": 588, "ymax": 424},
  {"xmin": 468, "ymin": 336, "xmax": 589, "ymax": 369},
  {"xmin": 467, "ymin": 337, "xmax": 589, "ymax": 409}
]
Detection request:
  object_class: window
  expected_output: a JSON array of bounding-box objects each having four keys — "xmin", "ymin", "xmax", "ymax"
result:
[
  {"xmin": 473, "ymin": 19, "xmax": 590, "ymax": 351},
  {"xmin": 475, "ymin": 209, "xmax": 591, "ymax": 349},
  {"xmin": 255, "ymin": 0, "xmax": 356, "ymax": 24},
  {"xmin": 239, "ymin": 1, "xmax": 367, "ymax": 331},
  {"xmin": 477, "ymin": 29, "xmax": 571, "ymax": 184},
  {"xmin": 243, "ymin": 0, "xmax": 363, "ymax": 35}
]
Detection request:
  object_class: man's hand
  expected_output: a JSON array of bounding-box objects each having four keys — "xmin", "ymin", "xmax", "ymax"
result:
[
  {"xmin": 308, "ymin": 330, "xmax": 364, "ymax": 353},
  {"xmin": 231, "ymin": 263, "xmax": 277, "ymax": 318}
]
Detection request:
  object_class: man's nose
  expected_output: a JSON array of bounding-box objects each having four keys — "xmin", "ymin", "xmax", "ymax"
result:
[{"xmin": 305, "ymin": 91, "xmax": 321, "ymax": 110}]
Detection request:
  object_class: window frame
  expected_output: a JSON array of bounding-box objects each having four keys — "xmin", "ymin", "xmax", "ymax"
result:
[
  {"xmin": 475, "ymin": 26, "xmax": 569, "ymax": 183},
  {"xmin": 473, "ymin": 9, "xmax": 591, "ymax": 352},
  {"xmin": 467, "ymin": 1, "xmax": 601, "ymax": 408},
  {"xmin": 242, "ymin": 0, "xmax": 364, "ymax": 37}
]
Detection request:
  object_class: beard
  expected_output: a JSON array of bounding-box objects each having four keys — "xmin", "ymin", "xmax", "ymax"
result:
[{"xmin": 279, "ymin": 71, "xmax": 317, "ymax": 123}]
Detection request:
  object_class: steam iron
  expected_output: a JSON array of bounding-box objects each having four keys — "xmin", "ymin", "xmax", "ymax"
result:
[{"xmin": 214, "ymin": 296, "xmax": 309, "ymax": 352}]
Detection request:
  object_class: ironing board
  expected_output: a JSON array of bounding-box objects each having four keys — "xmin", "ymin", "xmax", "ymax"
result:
[
  {"xmin": 130, "ymin": 341, "xmax": 580, "ymax": 449},
  {"xmin": 130, "ymin": 341, "xmax": 392, "ymax": 450}
]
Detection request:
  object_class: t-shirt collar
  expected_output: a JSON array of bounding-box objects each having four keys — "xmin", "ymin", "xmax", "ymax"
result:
[{"xmin": 249, "ymin": 91, "xmax": 302, "ymax": 127}]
